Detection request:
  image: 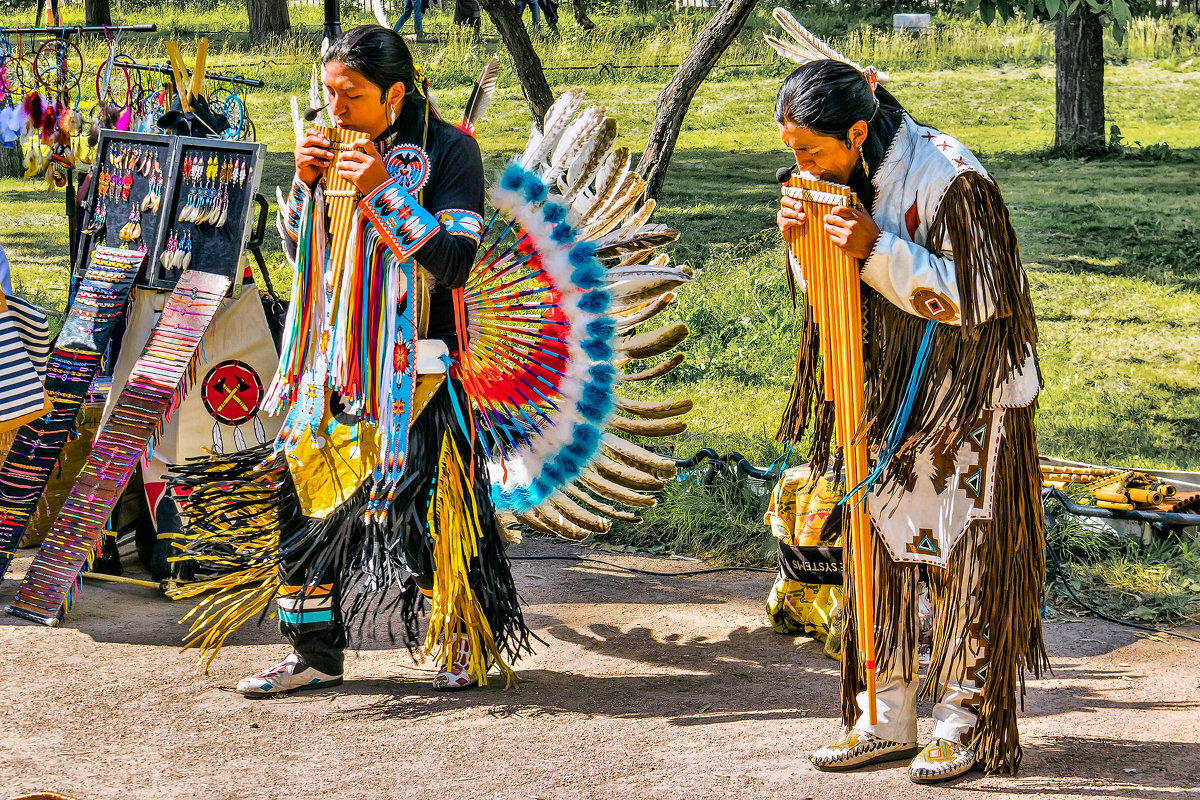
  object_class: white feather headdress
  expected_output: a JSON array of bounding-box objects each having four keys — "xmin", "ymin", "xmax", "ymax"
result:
[{"xmin": 765, "ymin": 7, "xmax": 890, "ymax": 87}]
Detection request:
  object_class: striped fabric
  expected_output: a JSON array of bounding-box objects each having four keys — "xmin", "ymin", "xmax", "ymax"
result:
[
  {"xmin": 6, "ymin": 270, "xmax": 231, "ymax": 626},
  {"xmin": 0, "ymin": 295, "xmax": 49, "ymax": 435},
  {"xmin": 276, "ymin": 583, "xmax": 336, "ymax": 625},
  {"xmin": 2, "ymin": 293, "xmax": 52, "ymax": 376}
]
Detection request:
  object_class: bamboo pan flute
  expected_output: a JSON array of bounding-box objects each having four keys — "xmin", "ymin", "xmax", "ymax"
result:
[
  {"xmin": 782, "ymin": 175, "xmax": 877, "ymax": 724},
  {"xmin": 315, "ymin": 125, "xmax": 368, "ymax": 275}
]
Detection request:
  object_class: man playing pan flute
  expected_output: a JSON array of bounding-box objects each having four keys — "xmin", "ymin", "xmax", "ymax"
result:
[
  {"xmin": 767, "ymin": 9, "xmax": 1046, "ymax": 784},
  {"xmin": 174, "ymin": 26, "xmax": 532, "ymax": 695}
]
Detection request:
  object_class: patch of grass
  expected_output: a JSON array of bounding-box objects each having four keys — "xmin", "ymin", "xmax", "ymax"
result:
[
  {"xmin": 605, "ymin": 469, "xmax": 778, "ymax": 567},
  {"xmin": 1046, "ymin": 507, "xmax": 1200, "ymax": 625},
  {"xmin": 2, "ymin": 20, "xmax": 1198, "ymax": 617}
]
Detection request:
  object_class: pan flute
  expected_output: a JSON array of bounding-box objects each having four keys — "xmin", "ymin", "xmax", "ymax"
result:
[
  {"xmin": 781, "ymin": 174, "xmax": 878, "ymax": 724},
  {"xmin": 315, "ymin": 124, "xmax": 369, "ymax": 274}
]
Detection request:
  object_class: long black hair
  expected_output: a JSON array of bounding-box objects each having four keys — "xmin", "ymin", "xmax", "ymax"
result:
[
  {"xmin": 775, "ymin": 60, "xmax": 906, "ymax": 205},
  {"xmin": 324, "ymin": 24, "xmax": 435, "ymax": 148},
  {"xmin": 323, "ymin": 25, "xmax": 417, "ymax": 98}
]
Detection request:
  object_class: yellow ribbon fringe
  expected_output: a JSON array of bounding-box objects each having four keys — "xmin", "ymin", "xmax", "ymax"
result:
[{"xmin": 425, "ymin": 430, "xmax": 516, "ymax": 688}]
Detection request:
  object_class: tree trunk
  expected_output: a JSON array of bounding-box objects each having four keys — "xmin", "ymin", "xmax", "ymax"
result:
[
  {"xmin": 480, "ymin": 0, "xmax": 556, "ymax": 128},
  {"xmin": 84, "ymin": 0, "xmax": 112, "ymax": 27},
  {"xmin": 1054, "ymin": 3, "xmax": 1105, "ymax": 150},
  {"xmin": 0, "ymin": 140, "xmax": 23, "ymax": 179},
  {"xmin": 636, "ymin": 0, "xmax": 759, "ymax": 199},
  {"xmin": 570, "ymin": 0, "xmax": 596, "ymax": 31},
  {"xmin": 247, "ymin": 0, "xmax": 291, "ymax": 39}
]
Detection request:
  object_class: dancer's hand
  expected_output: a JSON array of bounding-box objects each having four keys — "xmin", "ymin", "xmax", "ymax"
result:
[
  {"xmin": 337, "ymin": 138, "xmax": 390, "ymax": 197},
  {"xmin": 295, "ymin": 129, "xmax": 332, "ymax": 188},
  {"xmin": 778, "ymin": 195, "xmax": 806, "ymax": 239},
  {"xmin": 823, "ymin": 206, "xmax": 880, "ymax": 260}
]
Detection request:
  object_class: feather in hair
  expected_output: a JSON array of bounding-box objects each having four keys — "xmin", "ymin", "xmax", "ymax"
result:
[
  {"xmin": 461, "ymin": 55, "xmax": 500, "ymax": 133},
  {"xmin": 370, "ymin": 0, "xmax": 390, "ymax": 27},
  {"xmin": 768, "ymin": 7, "xmax": 890, "ymax": 84}
]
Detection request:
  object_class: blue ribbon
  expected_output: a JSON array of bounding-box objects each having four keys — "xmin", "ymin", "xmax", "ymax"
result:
[
  {"xmin": 840, "ymin": 317, "xmax": 939, "ymax": 506},
  {"xmin": 440, "ymin": 353, "xmax": 472, "ymax": 439}
]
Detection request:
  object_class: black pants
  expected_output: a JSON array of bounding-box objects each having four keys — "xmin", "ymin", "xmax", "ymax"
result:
[{"xmin": 275, "ymin": 380, "xmax": 524, "ymax": 675}]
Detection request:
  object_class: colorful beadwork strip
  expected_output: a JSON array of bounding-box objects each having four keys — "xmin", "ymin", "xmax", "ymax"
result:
[
  {"xmin": 0, "ymin": 247, "xmax": 143, "ymax": 583},
  {"xmin": 6, "ymin": 270, "xmax": 230, "ymax": 626}
]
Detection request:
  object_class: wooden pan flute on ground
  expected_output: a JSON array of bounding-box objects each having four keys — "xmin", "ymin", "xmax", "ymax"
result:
[{"xmin": 782, "ymin": 174, "xmax": 878, "ymax": 724}]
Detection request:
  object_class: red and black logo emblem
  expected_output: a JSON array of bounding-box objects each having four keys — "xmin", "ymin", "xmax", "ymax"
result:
[{"xmin": 201, "ymin": 360, "xmax": 263, "ymax": 426}]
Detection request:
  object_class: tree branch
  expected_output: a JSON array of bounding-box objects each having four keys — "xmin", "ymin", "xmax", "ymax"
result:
[
  {"xmin": 635, "ymin": 0, "xmax": 759, "ymax": 199},
  {"xmin": 479, "ymin": 0, "xmax": 556, "ymax": 128}
]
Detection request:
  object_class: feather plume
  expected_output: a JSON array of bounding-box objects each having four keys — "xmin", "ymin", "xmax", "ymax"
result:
[
  {"xmin": 530, "ymin": 506, "xmax": 593, "ymax": 541},
  {"xmin": 601, "ymin": 433, "xmax": 679, "ymax": 472},
  {"xmin": 768, "ymin": 7, "xmax": 890, "ymax": 84},
  {"xmin": 583, "ymin": 173, "xmax": 646, "ymax": 238},
  {"xmin": 517, "ymin": 510, "xmax": 557, "ymax": 536},
  {"xmin": 615, "ymin": 321, "xmax": 689, "ymax": 362},
  {"xmin": 596, "ymin": 199, "xmax": 657, "ymax": 247},
  {"xmin": 580, "ymin": 468, "xmax": 657, "ymax": 508},
  {"xmin": 612, "ymin": 397, "xmax": 693, "ymax": 421},
  {"xmin": 563, "ymin": 117, "xmax": 617, "ymax": 200},
  {"xmin": 594, "ymin": 230, "xmax": 679, "ymax": 263},
  {"xmin": 370, "ymin": 0, "xmax": 390, "ymax": 28},
  {"xmin": 564, "ymin": 483, "xmax": 641, "ymax": 522},
  {"xmin": 547, "ymin": 106, "xmax": 605, "ymax": 182},
  {"xmin": 461, "ymin": 56, "xmax": 500, "ymax": 133},
  {"xmin": 548, "ymin": 493, "xmax": 611, "ymax": 533},
  {"xmin": 308, "ymin": 64, "xmax": 330, "ymax": 127},
  {"xmin": 613, "ymin": 292, "xmax": 675, "ymax": 332},
  {"xmin": 608, "ymin": 281, "xmax": 689, "ymax": 309},
  {"xmin": 608, "ymin": 415, "xmax": 687, "ymax": 438},
  {"xmin": 595, "ymin": 455, "xmax": 666, "ymax": 491},
  {"xmin": 290, "ymin": 96, "xmax": 303, "ymax": 146},
  {"xmin": 575, "ymin": 146, "xmax": 629, "ymax": 218},
  {"xmin": 520, "ymin": 88, "xmax": 584, "ymax": 171},
  {"xmin": 619, "ymin": 353, "xmax": 686, "ymax": 382}
]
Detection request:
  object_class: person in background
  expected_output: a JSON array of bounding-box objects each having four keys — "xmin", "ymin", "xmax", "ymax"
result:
[
  {"xmin": 454, "ymin": 0, "xmax": 481, "ymax": 31},
  {"xmin": 393, "ymin": 0, "xmax": 427, "ymax": 37},
  {"xmin": 538, "ymin": 0, "xmax": 559, "ymax": 34},
  {"xmin": 514, "ymin": 0, "xmax": 540, "ymax": 31}
]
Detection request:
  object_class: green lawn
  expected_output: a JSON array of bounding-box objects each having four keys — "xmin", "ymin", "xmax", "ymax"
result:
[
  {"xmin": 4, "ymin": 61, "xmax": 1199, "ymax": 471},
  {"xmin": 3, "ymin": 12, "xmax": 1199, "ymax": 620}
]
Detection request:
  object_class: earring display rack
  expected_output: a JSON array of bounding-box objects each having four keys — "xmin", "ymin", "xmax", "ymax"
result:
[{"xmin": 77, "ymin": 130, "xmax": 265, "ymax": 294}]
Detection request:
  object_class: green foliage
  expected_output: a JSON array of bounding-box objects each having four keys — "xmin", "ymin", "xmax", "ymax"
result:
[
  {"xmin": 1046, "ymin": 505, "xmax": 1200, "ymax": 624},
  {"xmin": 968, "ymin": 0, "xmax": 1155, "ymax": 44}
]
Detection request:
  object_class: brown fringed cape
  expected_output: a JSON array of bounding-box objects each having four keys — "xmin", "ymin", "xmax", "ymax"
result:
[{"xmin": 777, "ymin": 171, "xmax": 1048, "ymax": 773}]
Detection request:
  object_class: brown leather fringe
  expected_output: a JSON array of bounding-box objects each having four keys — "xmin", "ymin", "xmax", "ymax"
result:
[
  {"xmin": 924, "ymin": 404, "xmax": 1048, "ymax": 774},
  {"xmin": 864, "ymin": 172, "xmax": 1041, "ymax": 490},
  {"xmin": 775, "ymin": 300, "xmax": 836, "ymax": 477}
]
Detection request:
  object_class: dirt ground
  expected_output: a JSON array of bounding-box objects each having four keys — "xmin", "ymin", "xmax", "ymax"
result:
[{"xmin": 1, "ymin": 536, "xmax": 1198, "ymax": 800}]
